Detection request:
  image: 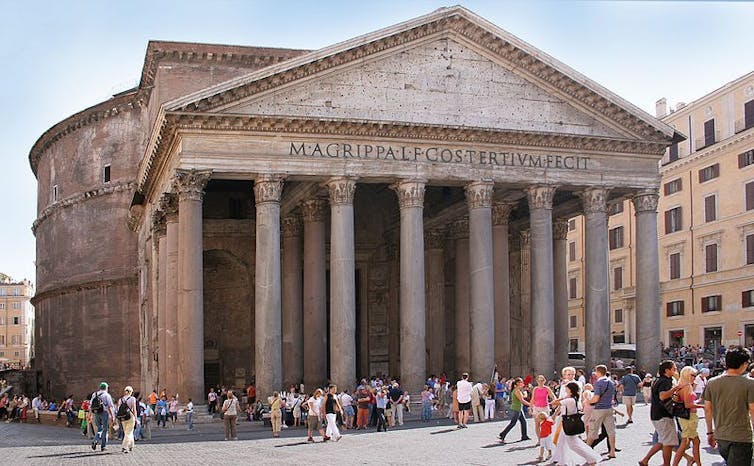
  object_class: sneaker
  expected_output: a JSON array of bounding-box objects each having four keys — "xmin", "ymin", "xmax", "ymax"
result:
[
  {"xmin": 457, "ymin": 425, "xmax": 463, "ymax": 429},
  {"xmin": 100, "ymin": 447, "xmax": 107, "ymax": 452},
  {"xmin": 122, "ymin": 448, "xmax": 128, "ymax": 454},
  {"xmin": 307, "ymin": 437, "xmax": 314, "ymax": 443},
  {"xmin": 91, "ymin": 441, "xmax": 97, "ymax": 451},
  {"xmin": 498, "ymin": 432, "xmax": 505, "ymax": 440},
  {"xmin": 323, "ymin": 436, "xmax": 331, "ymax": 442},
  {"xmin": 521, "ymin": 436, "xmax": 531, "ymax": 441}
]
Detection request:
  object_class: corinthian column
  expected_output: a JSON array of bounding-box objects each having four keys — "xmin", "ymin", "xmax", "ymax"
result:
[
  {"xmin": 492, "ymin": 202, "xmax": 514, "ymax": 375},
  {"xmin": 392, "ymin": 180, "xmax": 427, "ymax": 394},
  {"xmin": 582, "ymin": 187, "xmax": 610, "ymax": 371},
  {"xmin": 302, "ymin": 199, "xmax": 328, "ymax": 389},
  {"xmin": 281, "ymin": 214, "xmax": 303, "ymax": 387},
  {"xmin": 552, "ymin": 218, "xmax": 570, "ymax": 372},
  {"xmin": 326, "ymin": 177, "xmax": 357, "ymax": 391},
  {"xmin": 633, "ymin": 190, "xmax": 661, "ymax": 373},
  {"xmin": 425, "ymin": 228, "xmax": 446, "ymax": 377},
  {"xmin": 159, "ymin": 192, "xmax": 179, "ymax": 395},
  {"xmin": 152, "ymin": 211, "xmax": 167, "ymax": 389},
  {"xmin": 452, "ymin": 217, "xmax": 470, "ymax": 375},
  {"xmin": 466, "ymin": 181, "xmax": 495, "ymax": 382},
  {"xmin": 174, "ymin": 168, "xmax": 212, "ymax": 404},
  {"xmin": 254, "ymin": 175, "xmax": 284, "ymax": 400}
]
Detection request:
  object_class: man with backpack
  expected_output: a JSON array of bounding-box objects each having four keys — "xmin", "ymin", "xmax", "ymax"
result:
[
  {"xmin": 89, "ymin": 382, "xmax": 115, "ymax": 452},
  {"xmin": 116, "ymin": 386, "xmax": 138, "ymax": 454}
]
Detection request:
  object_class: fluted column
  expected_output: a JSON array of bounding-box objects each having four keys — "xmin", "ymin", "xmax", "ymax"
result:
[
  {"xmin": 159, "ymin": 193, "xmax": 179, "ymax": 395},
  {"xmin": 282, "ymin": 214, "xmax": 303, "ymax": 387},
  {"xmin": 326, "ymin": 177, "xmax": 357, "ymax": 391},
  {"xmin": 152, "ymin": 211, "xmax": 167, "ymax": 389},
  {"xmin": 302, "ymin": 199, "xmax": 328, "ymax": 390},
  {"xmin": 452, "ymin": 217, "xmax": 470, "ymax": 375},
  {"xmin": 254, "ymin": 175, "xmax": 284, "ymax": 399},
  {"xmin": 425, "ymin": 229, "xmax": 446, "ymax": 376},
  {"xmin": 633, "ymin": 190, "xmax": 661, "ymax": 373},
  {"xmin": 582, "ymin": 187, "xmax": 610, "ymax": 371},
  {"xmin": 466, "ymin": 181, "xmax": 495, "ymax": 382},
  {"xmin": 392, "ymin": 180, "xmax": 427, "ymax": 393},
  {"xmin": 174, "ymin": 169, "xmax": 212, "ymax": 403},
  {"xmin": 552, "ymin": 218, "xmax": 570, "ymax": 372},
  {"xmin": 492, "ymin": 202, "xmax": 514, "ymax": 376}
]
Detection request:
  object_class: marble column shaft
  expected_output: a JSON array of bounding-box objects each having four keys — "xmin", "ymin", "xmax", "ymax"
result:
[
  {"xmin": 154, "ymin": 215, "xmax": 167, "ymax": 389},
  {"xmin": 175, "ymin": 169, "xmax": 211, "ymax": 404},
  {"xmin": 394, "ymin": 180, "xmax": 427, "ymax": 394},
  {"xmin": 633, "ymin": 190, "xmax": 661, "ymax": 373},
  {"xmin": 552, "ymin": 219, "xmax": 570, "ymax": 372},
  {"xmin": 327, "ymin": 178, "xmax": 357, "ymax": 391},
  {"xmin": 583, "ymin": 187, "xmax": 611, "ymax": 371},
  {"xmin": 453, "ymin": 217, "xmax": 470, "ymax": 375},
  {"xmin": 425, "ymin": 229, "xmax": 446, "ymax": 377},
  {"xmin": 281, "ymin": 215, "xmax": 303, "ymax": 387},
  {"xmin": 467, "ymin": 182, "xmax": 495, "ymax": 382},
  {"xmin": 302, "ymin": 199, "xmax": 328, "ymax": 389},
  {"xmin": 492, "ymin": 203, "xmax": 513, "ymax": 376},
  {"xmin": 254, "ymin": 176, "xmax": 284, "ymax": 399},
  {"xmin": 160, "ymin": 193, "xmax": 179, "ymax": 394}
]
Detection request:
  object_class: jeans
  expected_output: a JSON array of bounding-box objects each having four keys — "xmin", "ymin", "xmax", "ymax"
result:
[
  {"xmin": 716, "ymin": 440, "xmax": 753, "ymax": 466},
  {"xmin": 157, "ymin": 413, "xmax": 166, "ymax": 428},
  {"xmin": 376, "ymin": 407, "xmax": 388, "ymax": 432},
  {"xmin": 187, "ymin": 411, "xmax": 193, "ymax": 430},
  {"xmin": 93, "ymin": 411, "xmax": 110, "ymax": 449},
  {"xmin": 499, "ymin": 410, "xmax": 527, "ymax": 440},
  {"xmin": 421, "ymin": 402, "xmax": 432, "ymax": 421}
]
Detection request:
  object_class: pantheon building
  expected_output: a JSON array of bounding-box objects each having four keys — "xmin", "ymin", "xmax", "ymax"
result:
[{"xmin": 30, "ymin": 7, "xmax": 682, "ymax": 401}]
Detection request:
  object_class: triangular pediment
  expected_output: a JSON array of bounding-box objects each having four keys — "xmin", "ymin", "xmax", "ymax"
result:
[{"xmin": 165, "ymin": 6, "xmax": 678, "ymax": 144}]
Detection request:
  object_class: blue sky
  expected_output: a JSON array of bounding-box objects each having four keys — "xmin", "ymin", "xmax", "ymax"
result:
[{"xmin": 1, "ymin": 0, "xmax": 752, "ymax": 285}]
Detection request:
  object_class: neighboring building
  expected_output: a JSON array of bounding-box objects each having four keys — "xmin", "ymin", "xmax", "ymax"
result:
[
  {"xmin": 0, "ymin": 274, "xmax": 35, "ymax": 368},
  {"xmin": 30, "ymin": 6, "xmax": 677, "ymax": 400},
  {"xmin": 567, "ymin": 70, "xmax": 754, "ymax": 356}
]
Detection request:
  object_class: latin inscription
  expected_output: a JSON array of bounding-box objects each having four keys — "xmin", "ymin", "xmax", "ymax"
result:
[{"xmin": 289, "ymin": 142, "xmax": 589, "ymax": 170}]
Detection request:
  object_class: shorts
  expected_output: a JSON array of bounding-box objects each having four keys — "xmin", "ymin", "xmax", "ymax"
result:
[
  {"xmin": 623, "ymin": 395, "xmax": 636, "ymax": 407},
  {"xmin": 306, "ymin": 414, "xmax": 321, "ymax": 431},
  {"xmin": 678, "ymin": 412, "xmax": 699, "ymax": 439},
  {"xmin": 458, "ymin": 401, "xmax": 471, "ymax": 411},
  {"xmin": 652, "ymin": 417, "xmax": 679, "ymax": 446},
  {"xmin": 531, "ymin": 406, "xmax": 550, "ymax": 417},
  {"xmin": 343, "ymin": 405, "xmax": 354, "ymax": 417},
  {"xmin": 587, "ymin": 408, "xmax": 615, "ymax": 441}
]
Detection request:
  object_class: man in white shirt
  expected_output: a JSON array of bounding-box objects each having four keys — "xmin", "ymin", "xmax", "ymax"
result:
[
  {"xmin": 694, "ymin": 368, "xmax": 709, "ymax": 398},
  {"xmin": 31, "ymin": 394, "xmax": 43, "ymax": 423},
  {"xmin": 456, "ymin": 372, "xmax": 473, "ymax": 429}
]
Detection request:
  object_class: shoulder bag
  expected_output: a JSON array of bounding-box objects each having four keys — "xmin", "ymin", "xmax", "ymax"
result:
[{"xmin": 561, "ymin": 399, "xmax": 585, "ymax": 436}]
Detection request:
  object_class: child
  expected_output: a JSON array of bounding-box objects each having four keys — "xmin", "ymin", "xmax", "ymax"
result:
[{"xmin": 536, "ymin": 412, "xmax": 554, "ymax": 462}]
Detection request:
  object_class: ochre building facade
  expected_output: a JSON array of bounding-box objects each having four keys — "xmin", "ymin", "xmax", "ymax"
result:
[{"xmin": 30, "ymin": 7, "xmax": 679, "ymax": 400}]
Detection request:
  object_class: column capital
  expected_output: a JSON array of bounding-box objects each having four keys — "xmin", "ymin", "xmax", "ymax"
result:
[
  {"xmin": 492, "ymin": 201, "xmax": 516, "ymax": 225},
  {"xmin": 281, "ymin": 215, "xmax": 303, "ymax": 238},
  {"xmin": 425, "ymin": 228, "xmax": 446, "ymax": 250},
  {"xmin": 451, "ymin": 216, "xmax": 469, "ymax": 240},
  {"xmin": 152, "ymin": 210, "xmax": 167, "ymax": 237},
  {"xmin": 465, "ymin": 181, "xmax": 494, "ymax": 209},
  {"xmin": 325, "ymin": 177, "xmax": 357, "ymax": 205},
  {"xmin": 391, "ymin": 179, "xmax": 426, "ymax": 209},
  {"xmin": 173, "ymin": 169, "xmax": 212, "ymax": 202},
  {"xmin": 301, "ymin": 198, "xmax": 328, "ymax": 222},
  {"xmin": 520, "ymin": 229, "xmax": 531, "ymax": 247},
  {"xmin": 581, "ymin": 187, "xmax": 610, "ymax": 214},
  {"xmin": 553, "ymin": 218, "xmax": 569, "ymax": 240},
  {"xmin": 254, "ymin": 175, "xmax": 285, "ymax": 205},
  {"xmin": 632, "ymin": 189, "xmax": 660, "ymax": 213},
  {"xmin": 159, "ymin": 192, "xmax": 179, "ymax": 222},
  {"xmin": 527, "ymin": 185, "xmax": 558, "ymax": 210}
]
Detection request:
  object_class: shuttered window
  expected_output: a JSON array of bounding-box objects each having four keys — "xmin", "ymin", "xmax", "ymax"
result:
[
  {"xmin": 569, "ymin": 277, "xmax": 577, "ymax": 299},
  {"xmin": 569, "ymin": 242, "xmax": 576, "ymax": 261},
  {"xmin": 665, "ymin": 207, "xmax": 682, "ymax": 234},
  {"xmin": 669, "ymin": 253, "xmax": 681, "ymax": 280},
  {"xmin": 699, "ymin": 163, "xmax": 720, "ymax": 183},
  {"xmin": 705, "ymin": 244, "xmax": 718, "ymax": 273},
  {"xmin": 739, "ymin": 149, "xmax": 754, "ymax": 168},
  {"xmin": 745, "ymin": 100, "xmax": 754, "ymax": 130},
  {"xmin": 613, "ymin": 267, "xmax": 623, "ymax": 290},
  {"xmin": 668, "ymin": 143, "xmax": 679, "ymax": 162},
  {"xmin": 664, "ymin": 178, "xmax": 683, "ymax": 195},
  {"xmin": 666, "ymin": 301, "xmax": 684, "ymax": 317},
  {"xmin": 743, "ymin": 290, "xmax": 754, "ymax": 308},
  {"xmin": 746, "ymin": 182, "xmax": 754, "ymax": 211},
  {"xmin": 704, "ymin": 119, "xmax": 716, "ymax": 147},
  {"xmin": 747, "ymin": 234, "xmax": 754, "ymax": 265},
  {"xmin": 609, "ymin": 226, "xmax": 624, "ymax": 250},
  {"xmin": 704, "ymin": 195, "xmax": 717, "ymax": 222},
  {"xmin": 701, "ymin": 295, "xmax": 722, "ymax": 313}
]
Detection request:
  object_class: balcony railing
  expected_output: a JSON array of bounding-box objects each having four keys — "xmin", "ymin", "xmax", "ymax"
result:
[
  {"xmin": 735, "ymin": 118, "xmax": 754, "ymax": 134},
  {"xmin": 695, "ymin": 130, "xmax": 721, "ymax": 151}
]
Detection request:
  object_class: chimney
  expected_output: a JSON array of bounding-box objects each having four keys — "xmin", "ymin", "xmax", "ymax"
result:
[
  {"xmin": 676, "ymin": 102, "xmax": 686, "ymax": 110},
  {"xmin": 655, "ymin": 98, "xmax": 668, "ymax": 118}
]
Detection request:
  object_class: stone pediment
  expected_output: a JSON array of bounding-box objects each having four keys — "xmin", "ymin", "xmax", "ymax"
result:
[{"xmin": 164, "ymin": 6, "xmax": 678, "ymax": 144}]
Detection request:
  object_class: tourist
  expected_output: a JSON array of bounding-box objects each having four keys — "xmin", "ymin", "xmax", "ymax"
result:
[
  {"xmin": 581, "ymin": 383, "xmax": 595, "ymax": 439},
  {"xmin": 703, "ymin": 346, "xmax": 754, "ymax": 466},
  {"xmin": 90, "ymin": 382, "xmax": 115, "ymax": 452},
  {"xmin": 147, "ymin": 389, "xmax": 158, "ymax": 414},
  {"xmin": 375, "ymin": 387, "xmax": 388, "ymax": 432},
  {"xmin": 618, "ymin": 366, "xmax": 641, "ymax": 424},
  {"xmin": 322, "ymin": 385, "xmax": 343, "ymax": 442},
  {"xmin": 116, "ymin": 386, "xmax": 137, "ymax": 454},
  {"xmin": 638, "ymin": 360, "xmax": 682, "ymax": 466},
  {"xmin": 339, "ymin": 389, "xmax": 353, "ymax": 429},
  {"xmin": 207, "ymin": 387, "xmax": 217, "ymax": 414},
  {"xmin": 167, "ymin": 395, "xmax": 179, "ymax": 428},
  {"xmin": 141, "ymin": 400, "xmax": 152, "ymax": 440},
  {"xmin": 498, "ymin": 377, "xmax": 531, "ymax": 443},
  {"xmin": 155, "ymin": 396, "xmax": 168, "ymax": 428},
  {"xmin": 456, "ymin": 373, "xmax": 473, "ymax": 429},
  {"xmin": 388, "ymin": 382, "xmax": 404, "ymax": 426},
  {"xmin": 306, "ymin": 389, "xmax": 325, "ymax": 442},
  {"xmin": 692, "ymin": 368, "xmax": 709, "ymax": 401},
  {"xmin": 585, "ymin": 365, "xmax": 617, "ymax": 459},
  {"xmin": 64, "ymin": 394, "xmax": 75, "ymax": 427},
  {"xmin": 531, "ymin": 375, "xmax": 556, "ymax": 443},
  {"xmin": 552, "ymin": 382, "xmax": 601, "ymax": 466},
  {"xmin": 269, "ymin": 391, "xmax": 283, "ymax": 437},
  {"xmin": 641, "ymin": 373, "xmax": 653, "ymax": 405},
  {"xmin": 494, "ymin": 376, "xmax": 506, "ymax": 413},
  {"xmin": 185, "ymin": 397, "xmax": 194, "ymax": 431},
  {"xmin": 356, "ymin": 387, "xmax": 370, "ymax": 429},
  {"xmin": 31, "ymin": 394, "xmax": 43, "ymax": 423},
  {"xmin": 535, "ymin": 412, "xmax": 554, "ymax": 462},
  {"xmin": 420, "ymin": 385, "xmax": 434, "ymax": 422},
  {"xmin": 470, "ymin": 379, "xmax": 484, "ymax": 423},
  {"xmin": 671, "ymin": 366, "xmax": 701, "ymax": 466},
  {"xmin": 221, "ymin": 390, "xmax": 240, "ymax": 440},
  {"xmin": 483, "ymin": 384, "xmax": 496, "ymax": 421}
]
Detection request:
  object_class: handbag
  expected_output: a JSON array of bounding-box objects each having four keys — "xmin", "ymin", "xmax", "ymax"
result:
[
  {"xmin": 561, "ymin": 400, "xmax": 585, "ymax": 436},
  {"xmin": 662, "ymin": 394, "xmax": 690, "ymax": 419}
]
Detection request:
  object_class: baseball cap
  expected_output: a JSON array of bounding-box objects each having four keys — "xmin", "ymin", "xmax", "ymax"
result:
[{"xmin": 99, "ymin": 382, "xmax": 108, "ymax": 389}]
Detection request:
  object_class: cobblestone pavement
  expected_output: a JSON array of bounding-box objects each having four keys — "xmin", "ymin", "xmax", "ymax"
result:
[{"xmin": 0, "ymin": 404, "xmax": 726, "ymax": 465}]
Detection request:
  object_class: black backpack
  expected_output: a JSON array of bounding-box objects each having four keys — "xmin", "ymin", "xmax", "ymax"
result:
[
  {"xmin": 116, "ymin": 397, "xmax": 132, "ymax": 421},
  {"xmin": 91, "ymin": 394, "xmax": 104, "ymax": 413}
]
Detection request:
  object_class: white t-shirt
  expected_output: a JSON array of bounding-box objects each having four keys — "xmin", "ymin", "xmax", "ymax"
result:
[
  {"xmin": 308, "ymin": 396, "xmax": 321, "ymax": 416},
  {"xmin": 693, "ymin": 375, "xmax": 707, "ymax": 395},
  {"xmin": 457, "ymin": 379, "xmax": 473, "ymax": 403}
]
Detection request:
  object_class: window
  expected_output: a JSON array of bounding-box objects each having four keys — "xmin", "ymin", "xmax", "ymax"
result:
[
  {"xmin": 743, "ymin": 290, "xmax": 754, "ymax": 308},
  {"xmin": 702, "ymin": 295, "xmax": 722, "ymax": 313},
  {"xmin": 569, "ymin": 277, "xmax": 578, "ymax": 299},
  {"xmin": 11, "ymin": 335, "xmax": 20, "ymax": 345},
  {"xmin": 0, "ymin": 335, "xmax": 4, "ymax": 344},
  {"xmin": 609, "ymin": 226, "xmax": 624, "ymax": 250},
  {"xmin": 613, "ymin": 267, "xmax": 623, "ymax": 290},
  {"xmin": 0, "ymin": 317, "xmax": 4, "ymax": 325},
  {"xmin": 668, "ymin": 143, "xmax": 679, "ymax": 162},
  {"xmin": 568, "ymin": 242, "xmax": 576, "ymax": 261},
  {"xmin": 746, "ymin": 181, "xmax": 754, "ymax": 211},
  {"xmin": 665, "ymin": 207, "xmax": 683, "ymax": 234},
  {"xmin": 666, "ymin": 300, "xmax": 684, "ymax": 317},
  {"xmin": 568, "ymin": 219, "xmax": 576, "ymax": 231},
  {"xmin": 669, "ymin": 252, "xmax": 681, "ymax": 280},
  {"xmin": 740, "ymin": 150, "xmax": 754, "ymax": 168},
  {"xmin": 103, "ymin": 165, "xmax": 111, "ymax": 183},
  {"xmin": 704, "ymin": 194, "xmax": 717, "ymax": 222},
  {"xmin": 615, "ymin": 308, "xmax": 623, "ymax": 323},
  {"xmin": 704, "ymin": 119, "xmax": 716, "ymax": 147},
  {"xmin": 569, "ymin": 315, "xmax": 577, "ymax": 328},
  {"xmin": 705, "ymin": 244, "xmax": 718, "ymax": 273},
  {"xmin": 569, "ymin": 339, "xmax": 579, "ymax": 352},
  {"xmin": 12, "ymin": 302, "xmax": 20, "ymax": 310},
  {"xmin": 664, "ymin": 178, "xmax": 683, "ymax": 195},
  {"xmin": 745, "ymin": 100, "xmax": 754, "ymax": 130},
  {"xmin": 51, "ymin": 184, "xmax": 58, "ymax": 202},
  {"xmin": 699, "ymin": 163, "xmax": 720, "ymax": 183},
  {"xmin": 747, "ymin": 233, "xmax": 754, "ymax": 265},
  {"xmin": 0, "ymin": 303, "xmax": 4, "ymax": 309},
  {"xmin": 12, "ymin": 317, "xmax": 19, "ymax": 325}
]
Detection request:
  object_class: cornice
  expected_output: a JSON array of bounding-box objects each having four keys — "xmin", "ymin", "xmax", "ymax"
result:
[
  {"xmin": 31, "ymin": 274, "xmax": 138, "ymax": 306},
  {"xmin": 660, "ymin": 128, "xmax": 754, "ymax": 175},
  {"xmin": 31, "ymin": 181, "xmax": 135, "ymax": 235}
]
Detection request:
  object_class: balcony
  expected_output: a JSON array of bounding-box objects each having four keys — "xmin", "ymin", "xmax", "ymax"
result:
[
  {"xmin": 735, "ymin": 118, "xmax": 754, "ymax": 134},
  {"xmin": 695, "ymin": 130, "xmax": 721, "ymax": 151}
]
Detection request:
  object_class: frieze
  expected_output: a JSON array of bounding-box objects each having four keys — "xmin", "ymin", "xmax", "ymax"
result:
[
  {"xmin": 465, "ymin": 181, "xmax": 493, "ymax": 209},
  {"xmin": 391, "ymin": 180, "xmax": 426, "ymax": 209},
  {"xmin": 425, "ymin": 228, "xmax": 446, "ymax": 250},
  {"xmin": 281, "ymin": 215, "xmax": 303, "ymax": 237},
  {"xmin": 159, "ymin": 193, "xmax": 179, "ymax": 221},
  {"xmin": 553, "ymin": 218, "xmax": 569, "ymax": 240},
  {"xmin": 301, "ymin": 199, "xmax": 328, "ymax": 222},
  {"xmin": 492, "ymin": 201, "xmax": 516, "ymax": 225},
  {"xmin": 152, "ymin": 210, "xmax": 167, "ymax": 236},
  {"xmin": 325, "ymin": 177, "xmax": 357, "ymax": 205},
  {"xmin": 451, "ymin": 216, "xmax": 469, "ymax": 240},
  {"xmin": 581, "ymin": 187, "xmax": 610, "ymax": 214},
  {"xmin": 632, "ymin": 189, "xmax": 659, "ymax": 213},
  {"xmin": 527, "ymin": 185, "xmax": 558, "ymax": 210},
  {"xmin": 253, "ymin": 175, "xmax": 285, "ymax": 204},
  {"xmin": 173, "ymin": 169, "xmax": 212, "ymax": 202}
]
